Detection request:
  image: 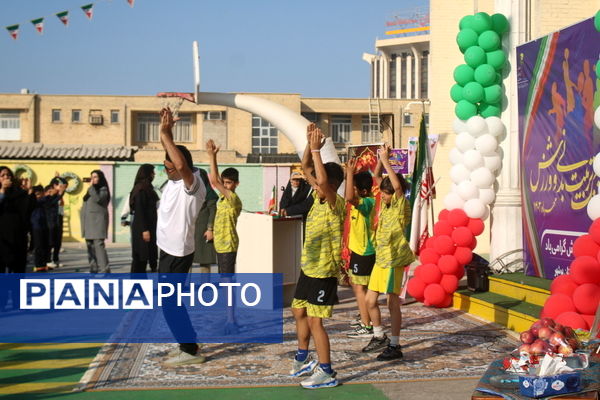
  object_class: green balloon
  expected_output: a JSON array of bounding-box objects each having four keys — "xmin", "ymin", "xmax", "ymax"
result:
[
  {"xmin": 471, "ymin": 12, "xmax": 492, "ymax": 34},
  {"xmin": 595, "ymin": 10, "xmax": 600, "ymax": 32},
  {"xmin": 464, "ymin": 46, "xmax": 486, "ymax": 68},
  {"xmin": 454, "ymin": 64, "xmax": 475, "ymax": 86},
  {"xmin": 474, "ymin": 64, "xmax": 496, "ymax": 86},
  {"xmin": 459, "ymin": 15, "xmax": 475, "ymax": 30},
  {"xmin": 457, "ymin": 29, "xmax": 479, "ymax": 52},
  {"xmin": 456, "ymin": 100, "xmax": 478, "ymax": 120},
  {"xmin": 483, "ymin": 84, "xmax": 502, "ymax": 104},
  {"xmin": 450, "ymin": 84, "xmax": 464, "ymax": 103},
  {"xmin": 479, "ymin": 102, "xmax": 501, "ymax": 118},
  {"xmin": 496, "ymin": 72, "xmax": 502, "ymax": 85},
  {"xmin": 478, "ymin": 30, "xmax": 500, "ymax": 52},
  {"xmin": 487, "ymin": 49, "xmax": 507, "ymax": 70},
  {"xmin": 462, "ymin": 81, "xmax": 484, "ymax": 103},
  {"xmin": 491, "ymin": 13, "xmax": 509, "ymax": 34}
]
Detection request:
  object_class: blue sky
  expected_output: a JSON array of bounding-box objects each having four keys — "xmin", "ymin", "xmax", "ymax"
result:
[{"xmin": 0, "ymin": 0, "xmax": 428, "ymax": 98}]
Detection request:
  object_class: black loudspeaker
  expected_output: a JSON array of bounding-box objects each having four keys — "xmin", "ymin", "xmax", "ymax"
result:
[{"xmin": 465, "ymin": 254, "xmax": 491, "ymax": 292}]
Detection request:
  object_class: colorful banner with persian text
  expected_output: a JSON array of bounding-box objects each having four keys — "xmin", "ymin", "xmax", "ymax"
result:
[{"xmin": 518, "ymin": 17, "xmax": 600, "ymax": 278}]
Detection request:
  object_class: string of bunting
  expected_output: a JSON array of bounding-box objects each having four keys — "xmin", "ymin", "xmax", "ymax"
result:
[{"xmin": 5, "ymin": 0, "xmax": 134, "ymax": 40}]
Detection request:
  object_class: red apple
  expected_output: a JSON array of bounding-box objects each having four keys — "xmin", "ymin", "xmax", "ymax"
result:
[
  {"xmin": 530, "ymin": 321, "xmax": 542, "ymax": 337},
  {"xmin": 530, "ymin": 339, "xmax": 549, "ymax": 355},
  {"xmin": 540, "ymin": 317, "xmax": 556, "ymax": 328},
  {"xmin": 518, "ymin": 343, "xmax": 531, "ymax": 353},
  {"xmin": 554, "ymin": 323, "xmax": 565, "ymax": 334},
  {"xmin": 538, "ymin": 326, "xmax": 553, "ymax": 340},
  {"xmin": 549, "ymin": 332, "xmax": 566, "ymax": 347},
  {"xmin": 557, "ymin": 344, "xmax": 574, "ymax": 356},
  {"xmin": 520, "ymin": 330, "xmax": 535, "ymax": 344},
  {"xmin": 563, "ymin": 326, "xmax": 576, "ymax": 339}
]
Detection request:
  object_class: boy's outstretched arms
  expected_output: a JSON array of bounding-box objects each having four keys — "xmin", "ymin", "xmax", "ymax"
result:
[
  {"xmin": 160, "ymin": 108, "xmax": 195, "ymax": 189},
  {"xmin": 309, "ymin": 125, "xmax": 338, "ymax": 208},
  {"xmin": 206, "ymin": 139, "xmax": 232, "ymax": 200},
  {"xmin": 345, "ymin": 157, "xmax": 359, "ymax": 207},
  {"xmin": 379, "ymin": 144, "xmax": 404, "ymax": 198}
]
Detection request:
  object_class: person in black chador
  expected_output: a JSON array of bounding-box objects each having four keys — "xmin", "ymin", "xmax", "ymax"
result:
[{"xmin": 129, "ymin": 164, "xmax": 159, "ymax": 273}]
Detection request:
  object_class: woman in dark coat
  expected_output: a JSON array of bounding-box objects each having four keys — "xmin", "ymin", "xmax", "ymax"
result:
[
  {"xmin": 81, "ymin": 169, "xmax": 111, "ymax": 273},
  {"xmin": 129, "ymin": 164, "xmax": 159, "ymax": 273},
  {"xmin": 193, "ymin": 168, "xmax": 218, "ymax": 273}
]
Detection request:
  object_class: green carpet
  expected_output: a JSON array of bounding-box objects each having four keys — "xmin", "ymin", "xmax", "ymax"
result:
[
  {"xmin": 456, "ymin": 289, "xmax": 543, "ymax": 317},
  {"xmin": 490, "ymin": 272, "xmax": 551, "ymax": 291}
]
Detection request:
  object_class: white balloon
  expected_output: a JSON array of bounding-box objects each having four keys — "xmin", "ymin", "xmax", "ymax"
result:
[
  {"xmin": 451, "ymin": 183, "xmax": 458, "ymax": 193},
  {"xmin": 457, "ymin": 180, "xmax": 480, "ymax": 201},
  {"xmin": 587, "ymin": 194, "xmax": 600, "ymax": 220},
  {"xmin": 593, "ymin": 152, "xmax": 600, "ymax": 177},
  {"xmin": 453, "ymin": 118, "xmax": 467, "ymax": 133},
  {"xmin": 456, "ymin": 132, "xmax": 475, "ymax": 152},
  {"xmin": 481, "ymin": 205, "xmax": 490, "ymax": 221},
  {"xmin": 479, "ymin": 188, "xmax": 496, "ymax": 205},
  {"xmin": 466, "ymin": 115, "xmax": 488, "ymax": 137},
  {"xmin": 475, "ymin": 134, "xmax": 498, "ymax": 156},
  {"xmin": 450, "ymin": 164, "xmax": 471, "ymax": 184},
  {"xmin": 496, "ymin": 128, "xmax": 508, "ymax": 143},
  {"xmin": 595, "ymin": 107, "xmax": 600, "ymax": 130},
  {"xmin": 496, "ymin": 146, "xmax": 505, "ymax": 160},
  {"xmin": 464, "ymin": 198, "xmax": 487, "ymax": 219},
  {"xmin": 449, "ymin": 148, "xmax": 464, "ymax": 165},
  {"xmin": 470, "ymin": 167, "xmax": 496, "ymax": 188},
  {"xmin": 444, "ymin": 192, "xmax": 465, "ymax": 210},
  {"xmin": 463, "ymin": 149, "xmax": 484, "ymax": 170},
  {"xmin": 485, "ymin": 116, "xmax": 506, "ymax": 137},
  {"xmin": 483, "ymin": 154, "xmax": 502, "ymax": 171}
]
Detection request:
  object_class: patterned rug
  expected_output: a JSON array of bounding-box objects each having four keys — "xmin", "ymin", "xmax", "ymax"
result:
[{"xmin": 81, "ymin": 287, "xmax": 518, "ymax": 390}]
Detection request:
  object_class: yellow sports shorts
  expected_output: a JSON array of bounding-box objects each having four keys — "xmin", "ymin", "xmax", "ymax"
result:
[
  {"xmin": 291, "ymin": 298, "xmax": 333, "ymax": 318},
  {"xmin": 367, "ymin": 265, "xmax": 405, "ymax": 294}
]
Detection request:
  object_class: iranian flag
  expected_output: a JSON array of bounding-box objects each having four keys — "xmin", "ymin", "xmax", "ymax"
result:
[
  {"xmin": 408, "ymin": 114, "xmax": 434, "ymax": 255},
  {"xmin": 81, "ymin": 4, "xmax": 94, "ymax": 20},
  {"xmin": 6, "ymin": 24, "xmax": 19, "ymax": 40},
  {"xmin": 56, "ymin": 11, "xmax": 69, "ymax": 26},
  {"xmin": 127, "ymin": 0, "xmax": 135, "ymax": 7},
  {"xmin": 31, "ymin": 18, "xmax": 44, "ymax": 34},
  {"xmin": 267, "ymin": 185, "xmax": 277, "ymax": 213}
]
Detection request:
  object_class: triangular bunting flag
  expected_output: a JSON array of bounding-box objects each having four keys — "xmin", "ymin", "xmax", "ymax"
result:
[
  {"xmin": 6, "ymin": 24, "xmax": 19, "ymax": 40},
  {"xmin": 31, "ymin": 18, "xmax": 44, "ymax": 34},
  {"xmin": 127, "ymin": 0, "xmax": 135, "ymax": 7},
  {"xmin": 81, "ymin": 4, "xmax": 94, "ymax": 20},
  {"xmin": 56, "ymin": 11, "xmax": 69, "ymax": 26}
]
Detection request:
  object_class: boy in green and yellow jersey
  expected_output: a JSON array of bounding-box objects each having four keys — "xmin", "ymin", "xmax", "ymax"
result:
[
  {"xmin": 344, "ymin": 158, "xmax": 377, "ymax": 339},
  {"xmin": 206, "ymin": 139, "xmax": 243, "ymax": 334},
  {"xmin": 290, "ymin": 124, "xmax": 345, "ymax": 389}
]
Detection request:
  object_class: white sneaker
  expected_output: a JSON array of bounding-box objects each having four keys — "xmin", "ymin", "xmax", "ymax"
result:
[
  {"xmin": 167, "ymin": 344, "xmax": 203, "ymax": 358},
  {"xmin": 290, "ymin": 356, "xmax": 317, "ymax": 377},
  {"xmin": 48, "ymin": 262, "xmax": 62, "ymax": 268},
  {"xmin": 300, "ymin": 366, "xmax": 338, "ymax": 389},
  {"xmin": 164, "ymin": 349, "xmax": 206, "ymax": 366}
]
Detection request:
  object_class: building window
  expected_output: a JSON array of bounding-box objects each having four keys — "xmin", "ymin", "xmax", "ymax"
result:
[
  {"xmin": 411, "ymin": 57, "xmax": 416, "ymax": 99},
  {"xmin": 421, "ymin": 50, "xmax": 429, "ymax": 99},
  {"xmin": 400, "ymin": 55, "xmax": 407, "ymax": 98},
  {"xmin": 52, "ymin": 109, "xmax": 61, "ymax": 123},
  {"xmin": 361, "ymin": 116, "xmax": 380, "ymax": 144},
  {"xmin": 424, "ymin": 113, "xmax": 429, "ymax": 126},
  {"xmin": 136, "ymin": 113, "xmax": 192, "ymax": 143},
  {"xmin": 71, "ymin": 110, "xmax": 81, "ymax": 123},
  {"xmin": 0, "ymin": 110, "xmax": 20, "ymax": 140},
  {"xmin": 252, "ymin": 115, "xmax": 278, "ymax": 154},
  {"xmin": 331, "ymin": 115, "xmax": 352, "ymax": 144},
  {"xmin": 389, "ymin": 54, "xmax": 397, "ymax": 99},
  {"xmin": 111, "ymin": 110, "xmax": 120, "ymax": 124},
  {"xmin": 403, "ymin": 112, "xmax": 413, "ymax": 126},
  {"xmin": 205, "ymin": 111, "xmax": 226, "ymax": 120}
]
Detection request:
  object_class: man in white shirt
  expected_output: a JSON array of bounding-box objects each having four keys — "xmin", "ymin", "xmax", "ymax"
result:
[{"xmin": 157, "ymin": 107, "xmax": 207, "ymax": 366}]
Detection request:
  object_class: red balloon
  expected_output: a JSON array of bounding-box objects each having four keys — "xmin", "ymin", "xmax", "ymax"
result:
[
  {"xmin": 550, "ymin": 274, "xmax": 579, "ymax": 297},
  {"xmin": 588, "ymin": 218, "xmax": 600, "ymax": 245},
  {"xmin": 439, "ymin": 294, "xmax": 453, "ymax": 308},
  {"xmin": 434, "ymin": 235, "xmax": 456, "ymax": 255},
  {"xmin": 448, "ymin": 209, "xmax": 469, "ymax": 227},
  {"xmin": 570, "ymin": 256, "xmax": 600, "ymax": 285},
  {"xmin": 451, "ymin": 226, "xmax": 475, "ymax": 247},
  {"xmin": 424, "ymin": 283, "xmax": 447, "ymax": 307},
  {"xmin": 425, "ymin": 237, "xmax": 436, "ymax": 249},
  {"xmin": 541, "ymin": 293, "xmax": 576, "ymax": 319},
  {"xmin": 454, "ymin": 246, "xmax": 473, "ymax": 265},
  {"xmin": 455, "ymin": 266, "xmax": 465, "ymax": 280},
  {"xmin": 434, "ymin": 220, "xmax": 454, "ymax": 237},
  {"xmin": 407, "ymin": 277, "xmax": 427, "ymax": 301},
  {"xmin": 555, "ymin": 311, "xmax": 589, "ymax": 330},
  {"xmin": 440, "ymin": 274, "xmax": 459, "ymax": 294},
  {"xmin": 438, "ymin": 209, "xmax": 450, "ymax": 221},
  {"xmin": 467, "ymin": 218, "xmax": 485, "ymax": 236},
  {"xmin": 421, "ymin": 263, "xmax": 443, "ymax": 284},
  {"xmin": 572, "ymin": 283, "xmax": 600, "ymax": 315},
  {"xmin": 420, "ymin": 248, "xmax": 440, "ymax": 265},
  {"xmin": 438, "ymin": 255, "xmax": 460, "ymax": 275},
  {"xmin": 582, "ymin": 315, "xmax": 596, "ymax": 332},
  {"xmin": 573, "ymin": 234, "xmax": 600, "ymax": 258},
  {"xmin": 413, "ymin": 264, "xmax": 425, "ymax": 281},
  {"xmin": 469, "ymin": 237, "xmax": 478, "ymax": 250}
]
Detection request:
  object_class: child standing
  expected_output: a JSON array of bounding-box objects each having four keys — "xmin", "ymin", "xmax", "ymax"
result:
[
  {"xmin": 30, "ymin": 185, "xmax": 50, "ymax": 272},
  {"xmin": 290, "ymin": 124, "xmax": 345, "ymax": 389},
  {"xmin": 344, "ymin": 158, "xmax": 377, "ymax": 338},
  {"xmin": 206, "ymin": 139, "xmax": 243, "ymax": 334},
  {"xmin": 362, "ymin": 144, "xmax": 415, "ymax": 360}
]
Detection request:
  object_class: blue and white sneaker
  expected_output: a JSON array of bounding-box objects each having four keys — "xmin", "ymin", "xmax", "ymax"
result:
[
  {"xmin": 300, "ymin": 366, "xmax": 338, "ymax": 389},
  {"xmin": 290, "ymin": 356, "xmax": 317, "ymax": 377}
]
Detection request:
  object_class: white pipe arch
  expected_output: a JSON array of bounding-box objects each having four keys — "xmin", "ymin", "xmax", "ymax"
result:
[{"xmin": 196, "ymin": 92, "xmax": 340, "ymax": 164}]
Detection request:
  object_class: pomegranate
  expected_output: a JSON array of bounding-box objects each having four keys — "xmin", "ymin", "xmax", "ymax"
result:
[
  {"xmin": 538, "ymin": 326, "xmax": 553, "ymax": 340},
  {"xmin": 549, "ymin": 332, "xmax": 566, "ymax": 347},
  {"xmin": 520, "ymin": 330, "xmax": 535, "ymax": 344}
]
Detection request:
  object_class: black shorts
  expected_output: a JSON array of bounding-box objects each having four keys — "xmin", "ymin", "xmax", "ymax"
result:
[
  {"xmin": 349, "ymin": 252, "xmax": 376, "ymax": 276},
  {"xmin": 216, "ymin": 251, "xmax": 236, "ymax": 274},
  {"xmin": 293, "ymin": 270, "xmax": 338, "ymax": 306}
]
